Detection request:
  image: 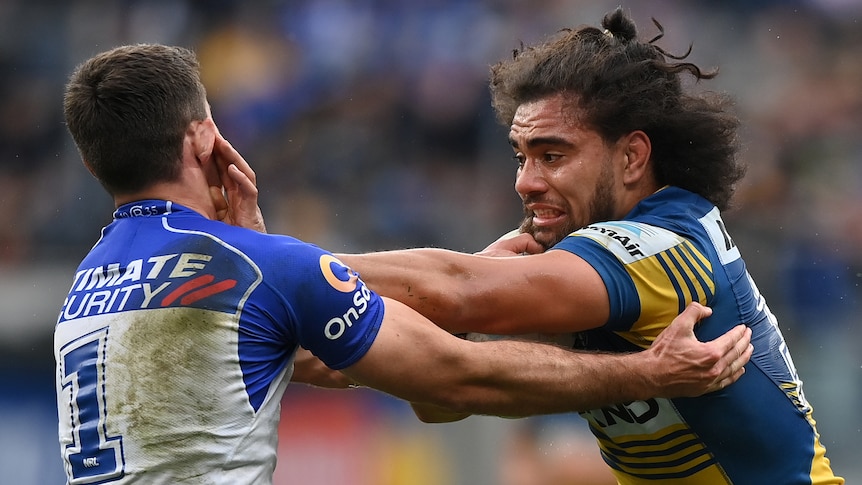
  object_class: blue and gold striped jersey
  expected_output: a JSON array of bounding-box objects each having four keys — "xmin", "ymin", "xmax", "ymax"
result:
[{"xmin": 554, "ymin": 186, "xmax": 843, "ymax": 485}]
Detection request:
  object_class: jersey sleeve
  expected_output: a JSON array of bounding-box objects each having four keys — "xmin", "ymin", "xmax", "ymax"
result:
[
  {"xmin": 554, "ymin": 221, "xmax": 715, "ymax": 340},
  {"xmin": 263, "ymin": 240, "xmax": 385, "ymax": 370}
]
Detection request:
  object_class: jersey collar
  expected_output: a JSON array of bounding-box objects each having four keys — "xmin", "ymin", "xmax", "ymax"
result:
[{"xmin": 112, "ymin": 200, "xmax": 177, "ymax": 220}]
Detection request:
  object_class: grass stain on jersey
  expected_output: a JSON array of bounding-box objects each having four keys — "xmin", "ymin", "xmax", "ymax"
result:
[{"xmin": 109, "ymin": 306, "xmax": 248, "ymax": 481}]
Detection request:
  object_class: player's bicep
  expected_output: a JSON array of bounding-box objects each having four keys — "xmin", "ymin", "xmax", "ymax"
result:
[{"xmin": 467, "ymin": 250, "xmax": 609, "ymax": 335}]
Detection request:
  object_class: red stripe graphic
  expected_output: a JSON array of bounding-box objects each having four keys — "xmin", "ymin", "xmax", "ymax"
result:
[
  {"xmin": 160, "ymin": 274, "xmax": 239, "ymax": 307},
  {"xmin": 161, "ymin": 274, "xmax": 215, "ymax": 306},
  {"xmin": 179, "ymin": 279, "xmax": 237, "ymax": 306}
]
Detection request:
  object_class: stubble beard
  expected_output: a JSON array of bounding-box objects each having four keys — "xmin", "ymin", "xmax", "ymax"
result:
[{"xmin": 519, "ymin": 163, "xmax": 617, "ymax": 250}]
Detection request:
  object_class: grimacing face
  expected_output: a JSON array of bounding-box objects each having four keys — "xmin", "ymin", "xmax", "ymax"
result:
[{"xmin": 509, "ymin": 94, "xmax": 623, "ymax": 250}]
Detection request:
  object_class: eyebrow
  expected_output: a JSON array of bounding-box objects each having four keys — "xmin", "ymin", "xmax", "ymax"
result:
[{"xmin": 509, "ymin": 135, "xmax": 576, "ymax": 150}]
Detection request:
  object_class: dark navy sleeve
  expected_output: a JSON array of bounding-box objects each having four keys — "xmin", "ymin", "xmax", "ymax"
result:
[{"xmin": 550, "ymin": 237, "xmax": 641, "ymax": 331}]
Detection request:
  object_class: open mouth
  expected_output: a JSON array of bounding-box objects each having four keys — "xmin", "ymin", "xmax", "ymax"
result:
[{"xmin": 530, "ymin": 208, "xmax": 567, "ymax": 228}]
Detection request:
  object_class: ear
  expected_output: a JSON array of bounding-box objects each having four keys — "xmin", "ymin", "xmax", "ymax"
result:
[
  {"xmin": 190, "ymin": 117, "xmax": 217, "ymax": 165},
  {"xmin": 186, "ymin": 117, "xmax": 220, "ymax": 188},
  {"xmin": 621, "ymin": 130, "xmax": 651, "ymax": 185}
]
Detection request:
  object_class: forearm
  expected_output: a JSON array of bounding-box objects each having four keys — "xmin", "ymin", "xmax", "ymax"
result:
[
  {"xmin": 453, "ymin": 307, "xmax": 747, "ymax": 415},
  {"xmin": 443, "ymin": 339, "xmax": 655, "ymax": 416},
  {"xmin": 338, "ymin": 249, "xmax": 607, "ymax": 336},
  {"xmin": 342, "ymin": 298, "xmax": 654, "ymax": 417},
  {"xmin": 337, "ymin": 249, "xmax": 473, "ymax": 332}
]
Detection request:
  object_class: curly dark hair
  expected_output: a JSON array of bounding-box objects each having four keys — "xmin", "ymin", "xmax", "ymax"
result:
[
  {"xmin": 489, "ymin": 8, "xmax": 745, "ymax": 210},
  {"xmin": 64, "ymin": 44, "xmax": 208, "ymax": 196}
]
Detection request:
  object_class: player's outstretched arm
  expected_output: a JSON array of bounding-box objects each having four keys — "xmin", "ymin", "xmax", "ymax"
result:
[
  {"xmin": 408, "ymin": 303, "xmax": 751, "ymax": 422},
  {"xmin": 341, "ymin": 299, "xmax": 751, "ymax": 418}
]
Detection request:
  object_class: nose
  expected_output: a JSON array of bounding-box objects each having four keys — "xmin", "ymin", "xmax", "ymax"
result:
[{"xmin": 514, "ymin": 159, "xmax": 548, "ymax": 197}]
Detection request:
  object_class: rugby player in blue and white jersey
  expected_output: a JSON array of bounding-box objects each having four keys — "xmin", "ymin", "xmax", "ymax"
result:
[{"xmin": 55, "ymin": 44, "xmax": 751, "ymax": 485}]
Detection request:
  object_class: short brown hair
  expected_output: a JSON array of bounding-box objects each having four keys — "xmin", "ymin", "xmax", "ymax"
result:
[{"xmin": 64, "ymin": 44, "xmax": 208, "ymax": 195}]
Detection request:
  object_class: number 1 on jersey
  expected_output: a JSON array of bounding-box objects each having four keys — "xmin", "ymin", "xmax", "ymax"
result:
[{"xmin": 59, "ymin": 327, "xmax": 125, "ymax": 484}]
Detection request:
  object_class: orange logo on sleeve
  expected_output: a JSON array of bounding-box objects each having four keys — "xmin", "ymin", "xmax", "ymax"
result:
[{"xmin": 319, "ymin": 255, "xmax": 360, "ymax": 293}]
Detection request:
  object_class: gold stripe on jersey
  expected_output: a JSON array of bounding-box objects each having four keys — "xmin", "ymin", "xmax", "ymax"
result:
[
  {"xmin": 780, "ymin": 381, "xmax": 810, "ymax": 412},
  {"xmin": 612, "ymin": 465, "xmax": 731, "ymax": 485},
  {"xmin": 591, "ymin": 422, "xmax": 719, "ymax": 479},
  {"xmin": 583, "ymin": 399, "xmax": 711, "ymax": 473},
  {"xmin": 808, "ymin": 407, "xmax": 844, "ymax": 485},
  {"xmin": 612, "ymin": 240, "xmax": 714, "ymax": 349}
]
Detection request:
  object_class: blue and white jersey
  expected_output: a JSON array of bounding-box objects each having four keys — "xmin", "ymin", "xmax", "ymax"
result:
[
  {"xmin": 554, "ymin": 186, "xmax": 842, "ymax": 484},
  {"xmin": 54, "ymin": 200, "xmax": 384, "ymax": 484}
]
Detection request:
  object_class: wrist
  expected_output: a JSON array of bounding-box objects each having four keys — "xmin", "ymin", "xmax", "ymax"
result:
[{"xmin": 621, "ymin": 350, "xmax": 659, "ymax": 401}]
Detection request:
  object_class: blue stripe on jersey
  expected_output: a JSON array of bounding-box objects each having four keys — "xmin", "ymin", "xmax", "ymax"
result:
[
  {"xmin": 551, "ymin": 187, "xmax": 841, "ymax": 484},
  {"xmin": 606, "ymin": 449, "xmax": 714, "ymax": 471},
  {"xmin": 655, "ymin": 252, "xmax": 687, "ymax": 314},
  {"xmin": 677, "ymin": 242, "xmax": 715, "ymax": 301},
  {"xmin": 667, "ymin": 246, "xmax": 702, "ymax": 302},
  {"xmin": 604, "ymin": 454, "xmax": 717, "ymax": 481},
  {"xmin": 590, "ymin": 425, "xmax": 702, "ymax": 456},
  {"xmin": 592, "ymin": 426, "xmax": 717, "ymax": 479}
]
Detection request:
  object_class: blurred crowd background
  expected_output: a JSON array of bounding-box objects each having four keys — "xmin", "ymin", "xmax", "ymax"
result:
[{"xmin": 0, "ymin": 0, "xmax": 860, "ymax": 483}]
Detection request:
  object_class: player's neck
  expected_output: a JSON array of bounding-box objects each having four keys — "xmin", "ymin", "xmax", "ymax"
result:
[{"xmin": 114, "ymin": 180, "xmax": 217, "ymax": 220}]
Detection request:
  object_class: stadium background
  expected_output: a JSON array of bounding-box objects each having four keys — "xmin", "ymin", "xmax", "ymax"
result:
[{"xmin": 0, "ymin": 0, "xmax": 859, "ymax": 483}]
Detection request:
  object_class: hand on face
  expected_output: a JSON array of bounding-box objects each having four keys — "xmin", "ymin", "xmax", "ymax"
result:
[
  {"xmin": 209, "ymin": 135, "xmax": 267, "ymax": 233},
  {"xmin": 475, "ymin": 229, "xmax": 545, "ymax": 257}
]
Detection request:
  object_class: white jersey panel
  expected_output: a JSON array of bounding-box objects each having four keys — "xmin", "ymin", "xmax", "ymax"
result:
[{"xmin": 56, "ymin": 306, "xmax": 284, "ymax": 484}]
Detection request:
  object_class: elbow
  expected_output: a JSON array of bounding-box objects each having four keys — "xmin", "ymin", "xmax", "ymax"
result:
[
  {"xmin": 410, "ymin": 284, "xmax": 475, "ymax": 334},
  {"xmin": 409, "ymin": 354, "xmax": 487, "ymax": 413},
  {"xmin": 434, "ymin": 284, "xmax": 498, "ymax": 334},
  {"xmin": 425, "ymin": 390, "xmax": 480, "ymax": 416},
  {"xmin": 410, "ymin": 402, "xmax": 471, "ymax": 423},
  {"xmin": 417, "ymin": 373, "xmax": 492, "ymax": 415}
]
